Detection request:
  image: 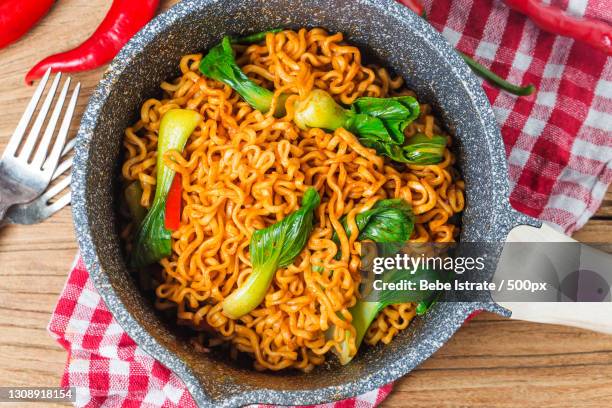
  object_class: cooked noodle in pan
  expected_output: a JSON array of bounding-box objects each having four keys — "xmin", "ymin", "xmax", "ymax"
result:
[{"xmin": 121, "ymin": 28, "xmax": 464, "ymax": 371}]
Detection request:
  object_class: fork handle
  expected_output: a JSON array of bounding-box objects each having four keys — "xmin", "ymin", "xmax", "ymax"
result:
[{"xmin": 0, "ymin": 201, "xmax": 11, "ymax": 223}]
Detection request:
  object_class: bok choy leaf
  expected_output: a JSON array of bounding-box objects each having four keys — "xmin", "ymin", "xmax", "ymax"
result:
[
  {"xmin": 326, "ymin": 198, "xmax": 422, "ymax": 365},
  {"xmin": 199, "ymin": 36, "xmax": 285, "ymax": 115},
  {"xmin": 230, "ymin": 28, "xmax": 282, "ymax": 44},
  {"xmin": 401, "ymin": 134, "xmax": 447, "ymax": 164},
  {"xmin": 369, "ymin": 133, "xmax": 447, "ymax": 165},
  {"xmin": 131, "ymin": 109, "xmax": 201, "ymax": 268},
  {"xmin": 124, "ymin": 181, "xmax": 146, "ymax": 226},
  {"xmin": 222, "ymin": 187, "xmax": 320, "ymax": 319},
  {"xmin": 337, "ymin": 266, "xmax": 438, "ymax": 365},
  {"xmin": 350, "ymin": 96, "xmax": 420, "ymax": 144},
  {"xmin": 294, "ymin": 90, "xmax": 443, "ymax": 165},
  {"xmin": 200, "ymin": 36, "xmax": 442, "ymax": 165},
  {"xmin": 332, "ymin": 199, "xmax": 415, "ymax": 259},
  {"xmin": 294, "ymin": 89, "xmax": 420, "ymax": 146}
]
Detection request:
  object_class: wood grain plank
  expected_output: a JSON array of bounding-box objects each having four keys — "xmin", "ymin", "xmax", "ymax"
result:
[
  {"xmin": 592, "ymin": 189, "xmax": 612, "ymax": 218},
  {"xmin": 0, "ymin": 1, "xmax": 610, "ymax": 407},
  {"xmin": 385, "ymin": 365, "xmax": 612, "ymax": 408},
  {"xmin": 572, "ymin": 219, "xmax": 612, "ymax": 242},
  {"xmin": 385, "ymin": 313, "xmax": 612, "ymax": 407}
]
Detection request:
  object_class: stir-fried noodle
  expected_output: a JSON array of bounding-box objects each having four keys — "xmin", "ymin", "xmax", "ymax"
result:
[{"xmin": 121, "ymin": 28, "xmax": 464, "ymax": 371}]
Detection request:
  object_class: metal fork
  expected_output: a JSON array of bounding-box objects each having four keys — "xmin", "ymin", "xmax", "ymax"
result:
[
  {"xmin": 1, "ymin": 138, "xmax": 75, "ymax": 227},
  {"xmin": 0, "ymin": 68, "xmax": 80, "ymax": 219}
]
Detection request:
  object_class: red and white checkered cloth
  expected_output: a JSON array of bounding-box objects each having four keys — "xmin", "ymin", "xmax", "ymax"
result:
[
  {"xmin": 426, "ymin": 0, "xmax": 611, "ymax": 233},
  {"xmin": 49, "ymin": 0, "xmax": 612, "ymax": 406}
]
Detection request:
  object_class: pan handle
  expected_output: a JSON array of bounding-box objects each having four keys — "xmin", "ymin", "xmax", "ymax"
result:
[
  {"xmin": 506, "ymin": 222, "xmax": 575, "ymax": 243},
  {"xmin": 498, "ymin": 221, "xmax": 612, "ymax": 335},
  {"xmin": 499, "ymin": 302, "xmax": 612, "ymax": 334}
]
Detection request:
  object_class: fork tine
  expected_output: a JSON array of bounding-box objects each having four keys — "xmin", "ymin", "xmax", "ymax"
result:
[
  {"xmin": 44, "ymin": 136, "xmax": 75, "ymax": 173},
  {"xmin": 43, "ymin": 174, "xmax": 72, "ymax": 217},
  {"xmin": 18, "ymin": 72, "xmax": 62, "ymax": 161},
  {"xmin": 51, "ymin": 156, "xmax": 73, "ymax": 181},
  {"xmin": 44, "ymin": 174, "xmax": 71, "ymax": 199},
  {"xmin": 1, "ymin": 68, "xmax": 52, "ymax": 159},
  {"xmin": 2, "ymin": 172, "xmax": 72, "ymax": 226},
  {"xmin": 31, "ymin": 77, "xmax": 71, "ymax": 168},
  {"xmin": 61, "ymin": 137, "xmax": 76, "ymax": 157},
  {"xmin": 46, "ymin": 192, "xmax": 72, "ymax": 217},
  {"xmin": 43, "ymin": 135, "xmax": 75, "ymax": 180},
  {"xmin": 43, "ymin": 82, "xmax": 80, "ymax": 174}
]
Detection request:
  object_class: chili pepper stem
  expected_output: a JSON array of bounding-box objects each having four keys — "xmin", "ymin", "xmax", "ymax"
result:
[
  {"xmin": 402, "ymin": 0, "xmax": 536, "ymax": 97},
  {"xmin": 461, "ymin": 53, "xmax": 536, "ymax": 96}
]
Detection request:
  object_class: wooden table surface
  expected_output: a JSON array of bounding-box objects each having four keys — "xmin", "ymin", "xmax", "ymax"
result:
[{"xmin": 0, "ymin": 1, "xmax": 611, "ymax": 406}]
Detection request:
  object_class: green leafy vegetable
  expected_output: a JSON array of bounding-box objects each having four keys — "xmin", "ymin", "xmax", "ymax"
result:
[
  {"xmin": 230, "ymin": 28, "xmax": 282, "ymax": 44},
  {"xmin": 415, "ymin": 261, "xmax": 454, "ymax": 315},
  {"xmin": 332, "ymin": 199, "xmax": 415, "ymax": 259},
  {"xmin": 293, "ymin": 89, "xmax": 350, "ymax": 131},
  {"xmin": 294, "ymin": 89, "xmax": 420, "ymax": 146},
  {"xmin": 131, "ymin": 109, "xmax": 201, "ymax": 268},
  {"xmin": 416, "ymin": 293, "xmax": 441, "ymax": 316},
  {"xmin": 199, "ymin": 36, "xmax": 285, "ymax": 115},
  {"xmin": 325, "ymin": 198, "xmax": 425, "ymax": 365},
  {"xmin": 336, "ymin": 266, "xmax": 439, "ymax": 365},
  {"xmin": 222, "ymin": 187, "xmax": 321, "ymax": 319},
  {"xmin": 359, "ymin": 133, "xmax": 447, "ymax": 165},
  {"xmin": 200, "ymin": 36, "xmax": 443, "ymax": 165},
  {"xmin": 124, "ymin": 181, "xmax": 146, "ymax": 226},
  {"xmin": 293, "ymin": 89, "xmax": 442, "ymax": 165},
  {"xmin": 401, "ymin": 134, "xmax": 447, "ymax": 164},
  {"xmin": 131, "ymin": 205, "xmax": 169, "ymax": 269},
  {"xmin": 351, "ymin": 96, "xmax": 420, "ymax": 143}
]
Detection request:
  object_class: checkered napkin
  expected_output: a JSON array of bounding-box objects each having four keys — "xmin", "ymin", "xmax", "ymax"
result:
[
  {"xmin": 49, "ymin": 0, "xmax": 612, "ymax": 406},
  {"xmin": 425, "ymin": 0, "xmax": 611, "ymax": 233}
]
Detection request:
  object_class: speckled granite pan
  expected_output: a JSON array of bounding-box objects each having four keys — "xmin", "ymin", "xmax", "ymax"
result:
[{"xmin": 72, "ymin": 0, "xmax": 540, "ymax": 406}]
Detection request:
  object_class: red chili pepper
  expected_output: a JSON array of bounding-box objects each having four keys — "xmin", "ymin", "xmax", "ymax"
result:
[
  {"xmin": 0, "ymin": 0, "xmax": 55, "ymax": 50},
  {"xmin": 165, "ymin": 173, "xmax": 182, "ymax": 231},
  {"xmin": 396, "ymin": 0, "xmax": 425, "ymax": 17},
  {"xmin": 25, "ymin": 0, "xmax": 159, "ymax": 84},
  {"xmin": 504, "ymin": 0, "xmax": 612, "ymax": 55}
]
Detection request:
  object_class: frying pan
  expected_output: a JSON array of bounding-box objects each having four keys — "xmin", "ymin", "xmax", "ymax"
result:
[{"xmin": 71, "ymin": 0, "xmax": 611, "ymax": 406}]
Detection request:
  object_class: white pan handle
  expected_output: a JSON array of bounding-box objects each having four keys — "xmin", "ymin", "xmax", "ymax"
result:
[
  {"xmin": 498, "ymin": 302, "xmax": 612, "ymax": 334},
  {"xmin": 505, "ymin": 222, "xmax": 574, "ymax": 243},
  {"xmin": 498, "ymin": 223, "xmax": 612, "ymax": 335}
]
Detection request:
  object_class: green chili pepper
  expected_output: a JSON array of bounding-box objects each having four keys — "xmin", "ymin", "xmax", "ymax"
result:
[{"xmin": 461, "ymin": 53, "xmax": 535, "ymax": 96}]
